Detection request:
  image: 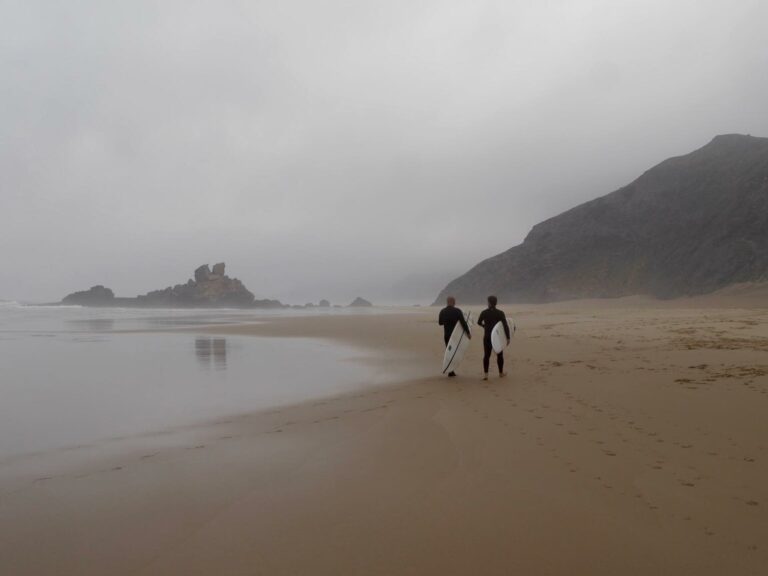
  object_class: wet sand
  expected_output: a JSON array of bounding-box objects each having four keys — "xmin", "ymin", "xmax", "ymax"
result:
[{"xmin": 1, "ymin": 301, "xmax": 767, "ymax": 575}]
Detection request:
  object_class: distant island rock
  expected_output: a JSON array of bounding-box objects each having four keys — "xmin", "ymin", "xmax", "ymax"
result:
[
  {"xmin": 61, "ymin": 263, "xmax": 284, "ymax": 308},
  {"xmin": 348, "ymin": 297, "xmax": 373, "ymax": 307},
  {"xmin": 435, "ymin": 134, "xmax": 768, "ymax": 303},
  {"xmin": 62, "ymin": 285, "xmax": 115, "ymax": 306},
  {"xmin": 137, "ymin": 263, "xmax": 257, "ymax": 307}
]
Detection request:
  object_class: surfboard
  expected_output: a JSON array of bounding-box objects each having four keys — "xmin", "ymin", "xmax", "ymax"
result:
[
  {"xmin": 442, "ymin": 311, "xmax": 472, "ymax": 374},
  {"xmin": 491, "ymin": 318, "xmax": 515, "ymax": 353}
]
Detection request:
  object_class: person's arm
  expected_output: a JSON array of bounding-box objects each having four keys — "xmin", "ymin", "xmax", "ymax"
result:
[
  {"xmin": 477, "ymin": 310, "xmax": 486, "ymax": 328},
  {"xmin": 438, "ymin": 309, "xmax": 446, "ymax": 326},
  {"xmin": 458, "ymin": 311, "xmax": 471, "ymax": 337},
  {"xmin": 502, "ymin": 314, "xmax": 511, "ymax": 340}
]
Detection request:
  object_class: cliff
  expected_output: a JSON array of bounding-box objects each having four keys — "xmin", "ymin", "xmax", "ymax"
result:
[{"xmin": 435, "ymin": 134, "xmax": 768, "ymax": 303}]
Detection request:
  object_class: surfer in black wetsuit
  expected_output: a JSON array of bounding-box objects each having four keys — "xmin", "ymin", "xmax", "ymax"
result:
[
  {"xmin": 477, "ymin": 295, "xmax": 511, "ymax": 380},
  {"xmin": 438, "ymin": 296, "xmax": 471, "ymax": 377}
]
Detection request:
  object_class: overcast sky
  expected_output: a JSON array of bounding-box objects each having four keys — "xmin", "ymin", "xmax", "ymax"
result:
[{"xmin": 2, "ymin": 0, "xmax": 767, "ymax": 304}]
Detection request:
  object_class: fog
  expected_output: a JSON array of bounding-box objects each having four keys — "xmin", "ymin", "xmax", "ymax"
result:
[{"xmin": 2, "ymin": 1, "xmax": 767, "ymax": 304}]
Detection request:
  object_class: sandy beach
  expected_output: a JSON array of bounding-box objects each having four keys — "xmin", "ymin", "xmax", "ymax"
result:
[{"xmin": 1, "ymin": 300, "xmax": 767, "ymax": 575}]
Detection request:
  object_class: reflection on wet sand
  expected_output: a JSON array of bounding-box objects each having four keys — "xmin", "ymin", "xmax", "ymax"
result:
[{"xmin": 195, "ymin": 337, "xmax": 227, "ymax": 370}]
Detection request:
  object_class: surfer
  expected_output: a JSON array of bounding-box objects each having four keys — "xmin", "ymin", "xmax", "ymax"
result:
[
  {"xmin": 477, "ymin": 295, "xmax": 511, "ymax": 380},
  {"xmin": 438, "ymin": 296, "xmax": 471, "ymax": 377}
]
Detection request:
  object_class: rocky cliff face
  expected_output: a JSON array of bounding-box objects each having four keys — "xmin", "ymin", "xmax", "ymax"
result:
[{"xmin": 435, "ymin": 134, "xmax": 768, "ymax": 304}]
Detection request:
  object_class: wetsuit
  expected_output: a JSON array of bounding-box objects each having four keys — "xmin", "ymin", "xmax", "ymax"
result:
[
  {"xmin": 438, "ymin": 305, "xmax": 470, "ymax": 346},
  {"xmin": 477, "ymin": 307, "xmax": 511, "ymax": 374}
]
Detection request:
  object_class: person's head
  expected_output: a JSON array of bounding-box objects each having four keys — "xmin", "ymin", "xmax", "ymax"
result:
[
  {"xmin": 446, "ymin": 296, "xmax": 456, "ymax": 307},
  {"xmin": 487, "ymin": 295, "xmax": 498, "ymax": 309}
]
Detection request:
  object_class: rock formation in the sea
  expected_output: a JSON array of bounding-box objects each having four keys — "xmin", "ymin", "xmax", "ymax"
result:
[
  {"xmin": 435, "ymin": 134, "xmax": 768, "ymax": 303},
  {"xmin": 62, "ymin": 285, "xmax": 115, "ymax": 306},
  {"xmin": 348, "ymin": 297, "xmax": 373, "ymax": 307},
  {"xmin": 61, "ymin": 263, "xmax": 285, "ymax": 308},
  {"xmin": 253, "ymin": 298, "xmax": 285, "ymax": 308},
  {"xmin": 318, "ymin": 299, "xmax": 331, "ymax": 307},
  {"xmin": 137, "ymin": 262, "xmax": 257, "ymax": 307}
]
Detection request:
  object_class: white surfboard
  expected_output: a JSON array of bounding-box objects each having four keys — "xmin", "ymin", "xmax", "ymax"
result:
[
  {"xmin": 491, "ymin": 318, "xmax": 515, "ymax": 353},
  {"xmin": 442, "ymin": 311, "xmax": 472, "ymax": 374}
]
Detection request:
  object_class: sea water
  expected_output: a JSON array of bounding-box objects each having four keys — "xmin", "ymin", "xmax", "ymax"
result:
[{"xmin": 0, "ymin": 302, "xmax": 387, "ymax": 460}]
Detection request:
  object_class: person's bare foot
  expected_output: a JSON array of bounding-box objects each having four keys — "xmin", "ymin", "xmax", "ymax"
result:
[
  {"xmin": 499, "ymin": 372, "xmax": 507, "ymax": 378},
  {"xmin": 482, "ymin": 374, "xmax": 489, "ymax": 381}
]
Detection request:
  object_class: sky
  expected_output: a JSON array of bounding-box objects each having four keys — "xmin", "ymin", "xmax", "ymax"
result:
[{"xmin": 2, "ymin": 0, "xmax": 767, "ymax": 304}]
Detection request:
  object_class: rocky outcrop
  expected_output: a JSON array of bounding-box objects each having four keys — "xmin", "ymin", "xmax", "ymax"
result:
[
  {"xmin": 348, "ymin": 297, "xmax": 373, "ymax": 307},
  {"xmin": 253, "ymin": 298, "xmax": 285, "ymax": 308},
  {"xmin": 61, "ymin": 263, "xmax": 284, "ymax": 308},
  {"xmin": 137, "ymin": 262, "xmax": 256, "ymax": 307},
  {"xmin": 194, "ymin": 265, "xmax": 211, "ymax": 283},
  {"xmin": 436, "ymin": 134, "xmax": 768, "ymax": 304},
  {"xmin": 319, "ymin": 299, "xmax": 331, "ymax": 307},
  {"xmin": 62, "ymin": 285, "xmax": 115, "ymax": 306}
]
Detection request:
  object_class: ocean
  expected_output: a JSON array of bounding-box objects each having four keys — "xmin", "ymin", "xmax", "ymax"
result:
[{"xmin": 0, "ymin": 302, "xmax": 384, "ymax": 460}]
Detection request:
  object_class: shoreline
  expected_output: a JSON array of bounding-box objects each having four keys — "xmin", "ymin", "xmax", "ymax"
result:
[{"xmin": 1, "ymin": 303, "xmax": 767, "ymax": 574}]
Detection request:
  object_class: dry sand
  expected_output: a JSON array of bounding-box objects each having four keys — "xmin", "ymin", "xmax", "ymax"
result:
[{"xmin": 1, "ymin": 301, "xmax": 767, "ymax": 575}]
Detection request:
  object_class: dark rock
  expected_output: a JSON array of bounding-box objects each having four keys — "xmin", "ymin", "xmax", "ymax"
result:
[
  {"xmin": 435, "ymin": 134, "xmax": 768, "ymax": 303},
  {"xmin": 138, "ymin": 263, "xmax": 255, "ymax": 307},
  {"xmin": 348, "ymin": 297, "xmax": 373, "ymax": 307},
  {"xmin": 253, "ymin": 298, "xmax": 286, "ymax": 309},
  {"xmin": 319, "ymin": 299, "xmax": 331, "ymax": 307},
  {"xmin": 61, "ymin": 262, "xmax": 281, "ymax": 308},
  {"xmin": 62, "ymin": 285, "xmax": 115, "ymax": 306},
  {"xmin": 194, "ymin": 265, "xmax": 211, "ymax": 283}
]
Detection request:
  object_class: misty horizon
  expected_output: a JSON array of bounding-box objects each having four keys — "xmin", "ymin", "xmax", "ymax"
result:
[{"xmin": 2, "ymin": 1, "xmax": 768, "ymax": 304}]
